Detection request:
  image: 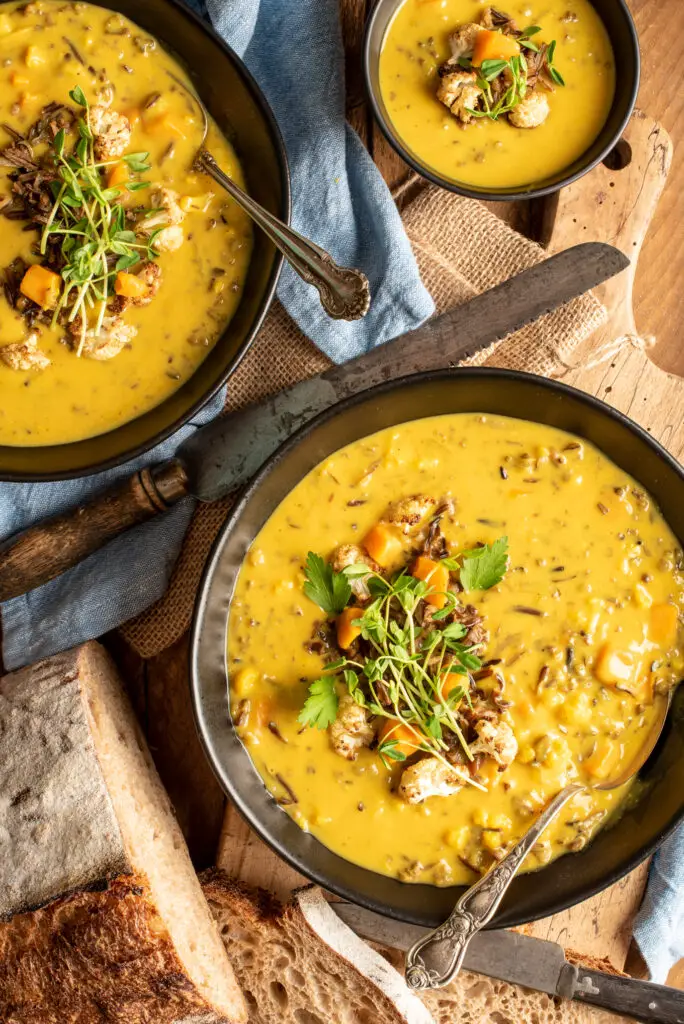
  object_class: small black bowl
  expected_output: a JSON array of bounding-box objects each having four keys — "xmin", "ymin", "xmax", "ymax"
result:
[
  {"xmin": 190, "ymin": 368, "xmax": 684, "ymax": 930},
  {"xmin": 0, "ymin": 0, "xmax": 289, "ymax": 481},
  {"xmin": 363, "ymin": 0, "xmax": 640, "ymax": 202}
]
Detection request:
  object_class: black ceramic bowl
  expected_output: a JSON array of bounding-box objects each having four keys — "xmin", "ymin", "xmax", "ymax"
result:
[
  {"xmin": 191, "ymin": 369, "xmax": 684, "ymax": 929},
  {"xmin": 0, "ymin": 0, "xmax": 289, "ymax": 482},
  {"xmin": 363, "ymin": 0, "xmax": 640, "ymax": 202}
]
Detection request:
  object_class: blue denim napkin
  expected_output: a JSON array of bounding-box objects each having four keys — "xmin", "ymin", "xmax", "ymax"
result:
[
  {"xmin": 0, "ymin": 0, "xmax": 433, "ymax": 671},
  {"xmin": 634, "ymin": 828, "xmax": 684, "ymax": 982}
]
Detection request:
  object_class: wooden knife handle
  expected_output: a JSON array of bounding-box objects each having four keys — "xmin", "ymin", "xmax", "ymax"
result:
[{"xmin": 0, "ymin": 460, "xmax": 189, "ymax": 603}]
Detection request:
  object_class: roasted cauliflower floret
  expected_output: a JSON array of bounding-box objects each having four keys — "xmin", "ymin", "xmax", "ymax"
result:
[
  {"xmin": 151, "ymin": 224, "xmax": 184, "ymax": 253},
  {"xmin": 436, "ymin": 68, "xmax": 482, "ymax": 123},
  {"xmin": 448, "ymin": 22, "xmax": 483, "ymax": 59},
  {"xmin": 131, "ymin": 261, "xmax": 162, "ymax": 306},
  {"xmin": 0, "ymin": 331, "xmax": 50, "ymax": 371},
  {"xmin": 508, "ymin": 91, "xmax": 550, "ymax": 128},
  {"xmin": 90, "ymin": 104, "xmax": 131, "ymax": 160},
  {"xmin": 143, "ymin": 187, "xmax": 186, "ymax": 230},
  {"xmin": 472, "ymin": 718, "xmax": 518, "ymax": 767},
  {"xmin": 330, "ymin": 543, "xmax": 377, "ymax": 600},
  {"xmin": 385, "ymin": 494, "xmax": 437, "ymax": 534},
  {"xmin": 80, "ymin": 315, "xmax": 137, "ymax": 361},
  {"xmin": 329, "ymin": 693, "xmax": 375, "ymax": 761},
  {"xmin": 398, "ymin": 757, "xmax": 469, "ymax": 804}
]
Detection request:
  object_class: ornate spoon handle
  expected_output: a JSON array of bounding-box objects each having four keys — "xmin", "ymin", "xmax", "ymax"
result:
[
  {"xmin": 196, "ymin": 150, "xmax": 371, "ymax": 321},
  {"xmin": 405, "ymin": 784, "xmax": 583, "ymax": 991}
]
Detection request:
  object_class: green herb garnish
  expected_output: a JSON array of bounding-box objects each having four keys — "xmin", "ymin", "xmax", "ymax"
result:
[
  {"xmin": 297, "ymin": 675, "xmax": 339, "ymax": 730},
  {"xmin": 303, "ymin": 552, "xmax": 352, "ymax": 617},
  {"xmin": 442, "ymin": 536, "xmax": 509, "ymax": 591},
  {"xmin": 40, "ymin": 89, "xmax": 157, "ymax": 355}
]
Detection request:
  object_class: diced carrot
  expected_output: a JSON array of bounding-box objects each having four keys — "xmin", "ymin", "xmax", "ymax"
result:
[
  {"xmin": 475, "ymin": 758, "xmax": 500, "ymax": 788},
  {"xmin": 107, "ymin": 161, "xmax": 129, "ymax": 188},
  {"xmin": 123, "ymin": 106, "xmax": 142, "ymax": 127},
  {"xmin": 378, "ymin": 719, "xmax": 422, "ymax": 759},
  {"xmin": 650, "ymin": 603, "xmax": 679, "ymax": 647},
  {"xmin": 472, "ymin": 29, "xmax": 520, "ymax": 66},
  {"xmin": 440, "ymin": 670, "xmax": 465, "ymax": 702},
  {"xmin": 362, "ymin": 522, "xmax": 404, "ymax": 568},
  {"xmin": 19, "ymin": 264, "xmax": 61, "ymax": 308},
  {"xmin": 114, "ymin": 270, "xmax": 147, "ymax": 299},
  {"xmin": 254, "ymin": 698, "xmax": 274, "ymax": 730},
  {"xmin": 412, "ymin": 555, "xmax": 450, "ymax": 609},
  {"xmin": 584, "ymin": 739, "xmax": 617, "ymax": 779},
  {"xmin": 336, "ymin": 606, "xmax": 363, "ymax": 650},
  {"xmin": 145, "ymin": 113, "xmax": 187, "ymax": 139},
  {"xmin": 10, "ymin": 71, "xmax": 30, "ymax": 87}
]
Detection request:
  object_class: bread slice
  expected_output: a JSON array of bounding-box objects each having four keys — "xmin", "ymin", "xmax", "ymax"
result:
[
  {"xmin": 0, "ymin": 642, "xmax": 245, "ymax": 1024},
  {"xmin": 201, "ymin": 870, "xmax": 434, "ymax": 1024},
  {"xmin": 202, "ymin": 870, "xmax": 637, "ymax": 1024}
]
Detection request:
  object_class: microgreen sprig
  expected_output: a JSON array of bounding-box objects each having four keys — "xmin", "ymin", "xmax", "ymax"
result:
[{"xmin": 40, "ymin": 87, "xmax": 158, "ymax": 354}]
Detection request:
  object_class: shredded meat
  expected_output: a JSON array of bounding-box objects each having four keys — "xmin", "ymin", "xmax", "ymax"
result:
[
  {"xmin": 0, "ymin": 331, "xmax": 50, "ymax": 371},
  {"xmin": 398, "ymin": 757, "xmax": 468, "ymax": 804},
  {"xmin": 452, "ymin": 603, "xmax": 490, "ymax": 647},
  {"xmin": 329, "ymin": 694, "xmax": 375, "ymax": 761}
]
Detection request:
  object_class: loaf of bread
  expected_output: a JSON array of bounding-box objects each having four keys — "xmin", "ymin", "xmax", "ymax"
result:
[
  {"xmin": 0, "ymin": 642, "xmax": 245, "ymax": 1024},
  {"xmin": 202, "ymin": 870, "xmax": 637, "ymax": 1024}
]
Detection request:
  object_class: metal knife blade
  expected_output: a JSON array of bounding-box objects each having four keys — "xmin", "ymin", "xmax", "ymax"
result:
[
  {"xmin": 178, "ymin": 242, "xmax": 628, "ymax": 501},
  {"xmin": 332, "ymin": 903, "xmax": 684, "ymax": 1024}
]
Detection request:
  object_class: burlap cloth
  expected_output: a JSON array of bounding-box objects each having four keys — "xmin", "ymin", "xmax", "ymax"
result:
[{"xmin": 120, "ymin": 184, "xmax": 606, "ymax": 657}]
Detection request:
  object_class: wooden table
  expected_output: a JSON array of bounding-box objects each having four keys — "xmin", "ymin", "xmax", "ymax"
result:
[{"xmin": 106, "ymin": 0, "xmax": 684, "ymax": 993}]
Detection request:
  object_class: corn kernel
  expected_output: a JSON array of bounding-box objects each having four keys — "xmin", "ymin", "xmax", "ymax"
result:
[
  {"xmin": 0, "ymin": 14, "xmax": 13, "ymax": 33},
  {"xmin": 633, "ymin": 583, "xmax": 653, "ymax": 609},
  {"xmin": 490, "ymin": 813, "xmax": 512, "ymax": 831},
  {"xmin": 24, "ymin": 45, "xmax": 44, "ymax": 67},
  {"xmin": 232, "ymin": 667, "xmax": 258, "ymax": 698},
  {"xmin": 518, "ymin": 744, "xmax": 536, "ymax": 764},
  {"xmin": 444, "ymin": 826, "xmax": 469, "ymax": 850},
  {"xmin": 9, "ymin": 71, "xmax": 30, "ymax": 87},
  {"xmin": 472, "ymin": 808, "xmax": 489, "ymax": 827},
  {"xmin": 481, "ymin": 830, "xmax": 502, "ymax": 851}
]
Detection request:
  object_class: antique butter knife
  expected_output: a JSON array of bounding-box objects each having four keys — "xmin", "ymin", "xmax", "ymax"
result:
[
  {"xmin": 333, "ymin": 902, "xmax": 684, "ymax": 1024},
  {"xmin": 0, "ymin": 242, "xmax": 628, "ymax": 601}
]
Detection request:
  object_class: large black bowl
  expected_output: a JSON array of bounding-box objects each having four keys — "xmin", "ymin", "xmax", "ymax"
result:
[
  {"xmin": 363, "ymin": 0, "xmax": 640, "ymax": 201},
  {"xmin": 190, "ymin": 369, "xmax": 684, "ymax": 929},
  {"xmin": 0, "ymin": 0, "xmax": 289, "ymax": 481}
]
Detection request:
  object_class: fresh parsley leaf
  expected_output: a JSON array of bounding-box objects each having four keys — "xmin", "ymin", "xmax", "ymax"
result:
[
  {"xmin": 460, "ymin": 536, "xmax": 509, "ymax": 591},
  {"xmin": 303, "ymin": 552, "xmax": 351, "ymax": 616},
  {"xmin": 297, "ymin": 676, "xmax": 338, "ymax": 730}
]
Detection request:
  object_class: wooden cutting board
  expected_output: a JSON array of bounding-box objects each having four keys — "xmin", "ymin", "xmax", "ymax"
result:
[{"xmin": 216, "ymin": 110, "xmax": 681, "ymax": 973}]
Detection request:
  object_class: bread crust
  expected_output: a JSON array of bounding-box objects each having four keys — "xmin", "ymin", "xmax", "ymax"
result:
[{"xmin": 0, "ymin": 874, "xmax": 230, "ymax": 1024}]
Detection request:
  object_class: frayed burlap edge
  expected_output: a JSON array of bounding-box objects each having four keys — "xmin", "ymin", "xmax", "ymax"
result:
[{"xmin": 120, "ymin": 185, "xmax": 606, "ymax": 658}]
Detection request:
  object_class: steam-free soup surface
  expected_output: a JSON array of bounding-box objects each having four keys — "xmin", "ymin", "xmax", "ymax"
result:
[
  {"xmin": 379, "ymin": 0, "xmax": 615, "ymax": 188},
  {"xmin": 0, "ymin": 1, "xmax": 252, "ymax": 445},
  {"xmin": 228, "ymin": 415, "xmax": 683, "ymax": 887}
]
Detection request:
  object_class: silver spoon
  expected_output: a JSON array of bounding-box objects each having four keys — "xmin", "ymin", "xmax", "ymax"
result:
[
  {"xmin": 168, "ymin": 74, "xmax": 370, "ymax": 321},
  {"xmin": 405, "ymin": 692, "xmax": 672, "ymax": 991}
]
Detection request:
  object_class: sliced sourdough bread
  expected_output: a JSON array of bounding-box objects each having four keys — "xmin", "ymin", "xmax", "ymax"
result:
[
  {"xmin": 202, "ymin": 870, "xmax": 637, "ymax": 1024},
  {"xmin": 0, "ymin": 642, "xmax": 245, "ymax": 1024}
]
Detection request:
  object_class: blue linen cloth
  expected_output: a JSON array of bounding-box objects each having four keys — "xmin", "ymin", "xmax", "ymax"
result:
[
  {"xmin": 0, "ymin": 0, "xmax": 433, "ymax": 672},
  {"xmin": 634, "ymin": 828, "xmax": 684, "ymax": 982}
]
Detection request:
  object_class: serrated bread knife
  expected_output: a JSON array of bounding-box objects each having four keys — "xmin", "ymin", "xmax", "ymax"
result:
[
  {"xmin": 0, "ymin": 242, "xmax": 628, "ymax": 602},
  {"xmin": 333, "ymin": 902, "xmax": 684, "ymax": 1024}
]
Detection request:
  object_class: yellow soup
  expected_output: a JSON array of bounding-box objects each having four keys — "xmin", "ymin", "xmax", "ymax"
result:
[
  {"xmin": 228, "ymin": 414, "xmax": 684, "ymax": 887},
  {"xmin": 379, "ymin": 0, "xmax": 615, "ymax": 189},
  {"xmin": 0, "ymin": 1, "xmax": 252, "ymax": 445}
]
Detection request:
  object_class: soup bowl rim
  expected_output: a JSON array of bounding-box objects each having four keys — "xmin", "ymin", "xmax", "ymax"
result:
[
  {"xmin": 362, "ymin": 0, "xmax": 640, "ymax": 202},
  {"xmin": 189, "ymin": 366, "xmax": 684, "ymax": 929}
]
